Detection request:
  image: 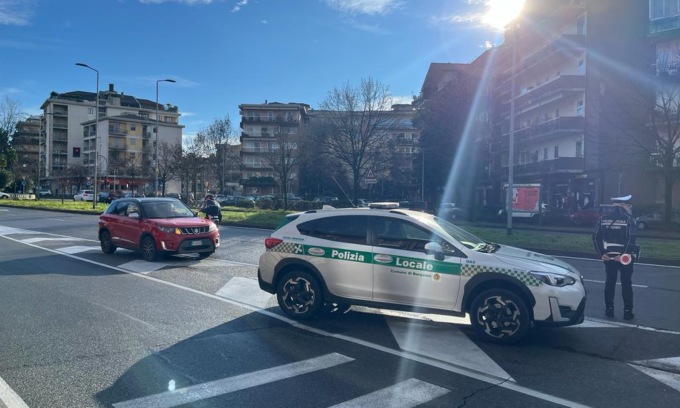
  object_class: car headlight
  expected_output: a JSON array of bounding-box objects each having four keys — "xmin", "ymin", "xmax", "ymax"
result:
[
  {"xmin": 158, "ymin": 226, "xmax": 179, "ymax": 234},
  {"xmin": 208, "ymin": 223, "xmax": 218, "ymax": 232},
  {"xmin": 529, "ymin": 271, "xmax": 577, "ymax": 287}
]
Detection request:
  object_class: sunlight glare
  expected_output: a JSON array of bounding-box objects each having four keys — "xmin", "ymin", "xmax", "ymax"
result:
[{"xmin": 482, "ymin": 0, "xmax": 525, "ymax": 29}]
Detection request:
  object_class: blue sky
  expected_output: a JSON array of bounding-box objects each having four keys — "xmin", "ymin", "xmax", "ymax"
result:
[{"xmin": 0, "ymin": 0, "xmax": 519, "ymax": 137}]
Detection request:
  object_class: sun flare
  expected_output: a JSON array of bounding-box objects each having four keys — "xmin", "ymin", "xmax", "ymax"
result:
[{"xmin": 482, "ymin": 0, "xmax": 525, "ymax": 29}]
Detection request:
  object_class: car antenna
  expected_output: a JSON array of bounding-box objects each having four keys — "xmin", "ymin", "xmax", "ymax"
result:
[{"xmin": 332, "ymin": 176, "xmax": 355, "ymax": 207}]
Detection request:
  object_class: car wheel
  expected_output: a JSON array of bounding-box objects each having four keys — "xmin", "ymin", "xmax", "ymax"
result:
[
  {"xmin": 276, "ymin": 270, "xmax": 324, "ymax": 320},
  {"xmin": 470, "ymin": 288, "xmax": 530, "ymax": 344},
  {"xmin": 99, "ymin": 230, "xmax": 117, "ymax": 254},
  {"xmin": 637, "ymin": 221, "xmax": 646, "ymax": 230},
  {"xmin": 140, "ymin": 236, "xmax": 160, "ymax": 262}
]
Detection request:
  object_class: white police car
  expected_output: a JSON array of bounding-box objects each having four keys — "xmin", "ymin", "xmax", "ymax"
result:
[{"xmin": 258, "ymin": 203, "xmax": 586, "ymax": 344}]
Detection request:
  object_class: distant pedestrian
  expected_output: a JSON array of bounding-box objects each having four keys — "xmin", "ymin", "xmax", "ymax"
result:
[{"xmin": 592, "ymin": 195, "xmax": 639, "ymax": 320}]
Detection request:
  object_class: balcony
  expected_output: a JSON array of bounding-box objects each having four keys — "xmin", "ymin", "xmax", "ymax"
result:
[
  {"xmin": 52, "ymin": 121, "xmax": 68, "ymax": 129},
  {"xmin": 109, "ymin": 146, "xmax": 127, "ymax": 151},
  {"xmin": 513, "ymin": 75, "xmax": 585, "ymax": 114},
  {"xmin": 650, "ymin": 15, "xmax": 680, "ymax": 35},
  {"xmin": 510, "ymin": 116, "xmax": 585, "ymax": 144},
  {"xmin": 241, "ymin": 163, "xmax": 270, "ymax": 169},
  {"xmin": 503, "ymin": 157, "xmax": 584, "ymax": 177},
  {"xmin": 143, "ymin": 132, "xmax": 152, "ymax": 138},
  {"xmin": 518, "ymin": 34, "xmax": 585, "ymax": 75},
  {"xmin": 241, "ymin": 147, "xmax": 272, "ymax": 153},
  {"xmin": 109, "ymin": 128, "xmax": 128, "ymax": 136},
  {"xmin": 241, "ymin": 176, "xmax": 277, "ymax": 187}
]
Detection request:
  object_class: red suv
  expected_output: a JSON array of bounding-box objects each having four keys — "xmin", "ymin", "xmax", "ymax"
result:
[{"xmin": 98, "ymin": 198, "xmax": 220, "ymax": 261}]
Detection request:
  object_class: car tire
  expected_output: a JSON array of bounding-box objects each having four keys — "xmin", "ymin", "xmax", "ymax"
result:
[
  {"xmin": 276, "ymin": 270, "xmax": 324, "ymax": 320},
  {"xmin": 99, "ymin": 230, "xmax": 117, "ymax": 254},
  {"xmin": 470, "ymin": 288, "xmax": 530, "ymax": 344},
  {"xmin": 637, "ymin": 221, "xmax": 646, "ymax": 230},
  {"xmin": 141, "ymin": 236, "xmax": 160, "ymax": 262}
]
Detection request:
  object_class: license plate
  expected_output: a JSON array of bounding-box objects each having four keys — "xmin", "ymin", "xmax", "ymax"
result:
[{"xmin": 191, "ymin": 240, "xmax": 203, "ymax": 246}]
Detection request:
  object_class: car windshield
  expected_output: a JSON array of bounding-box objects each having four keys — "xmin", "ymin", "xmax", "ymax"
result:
[
  {"xmin": 141, "ymin": 201, "xmax": 195, "ymax": 219},
  {"xmin": 418, "ymin": 214, "xmax": 498, "ymax": 253}
]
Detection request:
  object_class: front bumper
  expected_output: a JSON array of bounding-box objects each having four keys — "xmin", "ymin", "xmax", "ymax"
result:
[
  {"xmin": 535, "ymin": 296, "xmax": 586, "ymax": 328},
  {"xmin": 160, "ymin": 235, "xmax": 219, "ymax": 254}
]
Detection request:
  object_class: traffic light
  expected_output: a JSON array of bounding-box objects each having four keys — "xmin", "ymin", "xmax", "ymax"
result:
[{"xmin": 73, "ymin": 147, "xmax": 81, "ymax": 157}]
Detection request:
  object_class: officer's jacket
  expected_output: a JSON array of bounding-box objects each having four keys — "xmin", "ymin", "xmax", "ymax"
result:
[{"xmin": 592, "ymin": 207, "xmax": 637, "ymax": 256}]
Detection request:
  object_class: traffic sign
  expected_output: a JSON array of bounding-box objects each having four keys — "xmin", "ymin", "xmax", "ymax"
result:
[
  {"xmin": 86, "ymin": 180, "xmax": 91, "ymax": 187},
  {"xmin": 364, "ymin": 169, "xmax": 377, "ymax": 184}
]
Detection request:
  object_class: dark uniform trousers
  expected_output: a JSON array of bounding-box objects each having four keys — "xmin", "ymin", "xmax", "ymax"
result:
[{"xmin": 604, "ymin": 260, "xmax": 634, "ymax": 311}]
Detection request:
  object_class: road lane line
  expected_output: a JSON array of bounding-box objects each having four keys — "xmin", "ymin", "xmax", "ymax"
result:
[
  {"xmin": 215, "ymin": 277, "xmax": 272, "ymax": 309},
  {"xmin": 0, "ymin": 233, "xmax": 592, "ymax": 408},
  {"xmin": 0, "ymin": 375, "xmax": 29, "ymax": 408},
  {"xmin": 557, "ymin": 255, "xmax": 680, "ymax": 269},
  {"xmin": 329, "ymin": 378, "xmax": 449, "ymax": 408},
  {"xmin": 583, "ymin": 279, "xmax": 648, "ymax": 288},
  {"xmin": 56, "ymin": 246, "xmax": 101, "ymax": 254},
  {"xmin": 112, "ymin": 353, "xmax": 354, "ymax": 408}
]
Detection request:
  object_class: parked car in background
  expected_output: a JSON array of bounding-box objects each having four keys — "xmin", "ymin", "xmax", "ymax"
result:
[
  {"xmin": 37, "ymin": 189, "xmax": 52, "ymax": 197},
  {"xmin": 98, "ymin": 197, "xmax": 220, "ymax": 261},
  {"xmin": 73, "ymin": 190, "xmax": 95, "ymax": 201},
  {"xmin": 568, "ymin": 204, "xmax": 616, "ymax": 227},
  {"xmin": 219, "ymin": 195, "xmax": 255, "ymax": 207},
  {"xmin": 438, "ymin": 202, "xmax": 468, "ymax": 221},
  {"xmin": 313, "ymin": 195, "xmax": 339, "ymax": 204},
  {"xmin": 399, "ymin": 200, "xmax": 428, "ymax": 212},
  {"xmin": 166, "ymin": 192, "xmax": 181, "ymax": 200},
  {"xmin": 0, "ymin": 192, "xmax": 10, "ymax": 199},
  {"xmin": 635, "ymin": 210, "xmax": 680, "ymax": 230}
]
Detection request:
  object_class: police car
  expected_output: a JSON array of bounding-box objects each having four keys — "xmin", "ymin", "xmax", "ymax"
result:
[{"xmin": 258, "ymin": 203, "xmax": 586, "ymax": 344}]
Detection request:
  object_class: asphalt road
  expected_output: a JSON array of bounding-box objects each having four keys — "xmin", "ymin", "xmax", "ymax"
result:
[{"xmin": 0, "ymin": 207, "xmax": 679, "ymax": 407}]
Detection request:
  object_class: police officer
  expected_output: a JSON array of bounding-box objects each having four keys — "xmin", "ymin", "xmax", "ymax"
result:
[{"xmin": 592, "ymin": 195, "xmax": 638, "ymax": 320}]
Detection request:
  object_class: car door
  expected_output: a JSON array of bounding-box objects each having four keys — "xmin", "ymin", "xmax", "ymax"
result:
[
  {"xmin": 295, "ymin": 215, "xmax": 373, "ymax": 301},
  {"xmin": 370, "ymin": 216, "xmax": 462, "ymax": 310}
]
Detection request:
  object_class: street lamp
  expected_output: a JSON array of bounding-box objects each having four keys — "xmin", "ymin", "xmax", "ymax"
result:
[
  {"xmin": 506, "ymin": 26, "xmax": 518, "ymax": 236},
  {"xmin": 155, "ymin": 79, "xmax": 176, "ymax": 196},
  {"xmin": 75, "ymin": 62, "xmax": 99, "ymax": 209}
]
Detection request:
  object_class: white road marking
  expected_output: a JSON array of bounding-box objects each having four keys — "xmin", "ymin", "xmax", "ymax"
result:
[
  {"xmin": 565, "ymin": 319, "xmax": 620, "ymax": 329},
  {"xmin": 215, "ymin": 277, "xmax": 272, "ymax": 309},
  {"xmin": 557, "ymin": 255, "xmax": 680, "ymax": 269},
  {"xmin": 118, "ymin": 260, "xmax": 168, "ymax": 274},
  {"xmin": 56, "ymin": 246, "xmax": 101, "ymax": 254},
  {"xmin": 583, "ymin": 279, "xmax": 648, "ymax": 288},
  {"xmin": 112, "ymin": 353, "xmax": 354, "ymax": 408},
  {"xmin": 632, "ymin": 356, "xmax": 680, "ymax": 373},
  {"xmin": 386, "ymin": 318, "xmax": 514, "ymax": 382},
  {"xmin": 629, "ymin": 362, "xmax": 680, "ymax": 393},
  {"xmin": 0, "ymin": 233, "xmax": 592, "ymax": 407},
  {"xmin": 46, "ymin": 218, "xmax": 67, "ymax": 222},
  {"xmin": 0, "ymin": 374, "xmax": 29, "ymax": 408},
  {"xmin": 21, "ymin": 237, "xmax": 81, "ymax": 244},
  {"xmin": 329, "ymin": 378, "xmax": 449, "ymax": 408},
  {"xmin": 582, "ymin": 318, "xmax": 680, "ymax": 335}
]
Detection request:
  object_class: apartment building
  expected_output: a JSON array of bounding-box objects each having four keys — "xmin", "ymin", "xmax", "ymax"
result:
[
  {"xmin": 40, "ymin": 84, "xmax": 183, "ymax": 195},
  {"xmin": 649, "ymin": 0, "xmax": 680, "ymax": 204},
  {"xmin": 239, "ymin": 102, "xmax": 310, "ymax": 196},
  {"xmin": 482, "ymin": 0, "xmax": 651, "ymax": 210}
]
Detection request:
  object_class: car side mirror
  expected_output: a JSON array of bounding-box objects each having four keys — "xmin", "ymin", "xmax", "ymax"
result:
[
  {"xmin": 425, "ymin": 242, "xmax": 445, "ymax": 261},
  {"xmin": 129, "ymin": 212, "xmax": 140, "ymax": 219}
]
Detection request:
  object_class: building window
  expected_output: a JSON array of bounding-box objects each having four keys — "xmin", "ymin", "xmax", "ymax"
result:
[
  {"xmin": 576, "ymin": 140, "xmax": 583, "ymax": 158},
  {"xmin": 130, "ymin": 124, "xmax": 136, "ymax": 131},
  {"xmin": 577, "ymin": 59, "xmax": 585, "ymax": 75},
  {"xmin": 88, "ymin": 107, "xmax": 94, "ymax": 114},
  {"xmin": 544, "ymin": 148, "xmax": 548, "ymax": 160},
  {"xmin": 576, "ymin": 100, "xmax": 584, "ymax": 116},
  {"xmin": 576, "ymin": 15, "xmax": 586, "ymax": 35},
  {"xmin": 554, "ymin": 146, "xmax": 559, "ymax": 158}
]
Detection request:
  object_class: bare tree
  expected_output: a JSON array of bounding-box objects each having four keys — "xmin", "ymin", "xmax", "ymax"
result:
[
  {"xmin": 68, "ymin": 164, "xmax": 90, "ymax": 192},
  {"xmin": 179, "ymin": 134, "xmax": 207, "ymax": 201},
  {"xmin": 0, "ymin": 96, "xmax": 22, "ymax": 170},
  {"xmin": 317, "ymin": 77, "xmax": 398, "ymax": 201},
  {"xmin": 199, "ymin": 116, "xmax": 238, "ymax": 194},
  {"xmin": 157, "ymin": 141, "xmax": 182, "ymax": 196},
  {"xmin": 261, "ymin": 126, "xmax": 300, "ymax": 209},
  {"xmin": 123, "ymin": 155, "xmax": 142, "ymax": 195},
  {"xmin": 606, "ymin": 64, "xmax": 680, "ymax": 224}
]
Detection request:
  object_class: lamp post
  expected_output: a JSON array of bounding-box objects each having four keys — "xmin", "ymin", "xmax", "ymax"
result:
[
  {"xmin": 155, "ymin": 79, "xmax": 176, "ymax": 197},
  {"xmin": 75, "ymin": 62, "xmax": 99, "ymax": 209},
  {"xmin": 506, "ymin": 27, "xmax": 518, "ymax": 236}
]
